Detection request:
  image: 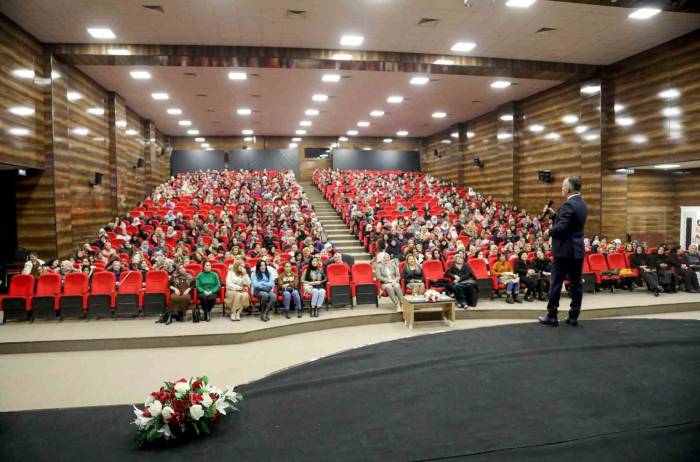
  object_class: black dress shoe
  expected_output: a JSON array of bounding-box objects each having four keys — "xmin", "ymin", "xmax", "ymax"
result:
[
  {"xmin": 538, "ymin": 315, "xmax": 558, "ymax": 326},
  {"xmin": 285, "ymin": 312, "xmax": 291, "ymax": 319},
  {"xmin": 514, "ymin": 297, "xmax": 523, "ymax": 304},
  {"xmin": 565, "ymin": 318, "xmax": 578, "ymax": 326},
  {"xmin": 297, "ymin": 311, "xmax": 302, "ymax": 318}
]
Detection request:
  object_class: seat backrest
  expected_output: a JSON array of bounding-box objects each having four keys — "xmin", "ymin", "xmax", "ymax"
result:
[
  {"xmin": 91, "ymin": 272, "xmax": 116, "ymax": 294},
  {"xmin": 467, "ymin": 258, "xmax": 489, "ymax": 278},
  {"xmin": 508, "ymin": 255, "xmax": 520, "ymax": 268},
  {"xmin": 63, "ymin": 272, "xmax": 88, "ymax": 295},
  {"xmin": 607, "ymin": 253, "xmax": 626, "ymax": 270},
  {"xmin": 588, "ymin": 253, "xmax": 608, "ymax": 271},
  {"xmin": 118, "ymin": 271, "xmax": 143, "ymax": 292},
  {"xmin": 8, "ymin": 274, "xmax": 34, "ymax": 297},
  {"xmin": 326, "ymin": 263, "xmax": 350, "ymax": 284},
  {"xmin": 624, "ymin": 252, "xmax": 633, "ymax": 267},
  {"xmin": 422, "ymin": 260, "xmax": 445, "ymax": 279},
  {"xmin": 351, "ymin": 263, "xmax": 375, "ymax": 283},
  {"xmin": 185, "ymin": 263, "xmax": 202, "ymax": 274},
  {"xmin": 145, "ymin": 270, "xmax": 169, "ymax": 291},
  {"xmin": 35, "ymin": 273, "xmax": 62, "ymax": 296}
]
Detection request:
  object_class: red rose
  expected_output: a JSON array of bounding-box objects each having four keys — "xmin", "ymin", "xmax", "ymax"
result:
[
  {"xmin": 176, "ymin": 378, "xmax": 188, "ymax": 383},
  {"xmin": 209, "ymin": 392, "xmax": 218, "ymax": 401},
  {"xmin": 189, "ymin": 392, "xmax": 203, "ymax": 404},
  {"xmin": 191, "ymin": 381, "xmax": 202, "ymax": 390},
  {"xmin": 142, "ymin": 409, "xmax": 151, "ymax": 417},
  {"xmin": 173, "ymin": 399, "xmax": 186, "ymax": 413}
]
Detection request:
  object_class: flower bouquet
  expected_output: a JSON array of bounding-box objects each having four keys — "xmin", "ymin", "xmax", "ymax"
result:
[
  {"xmin": 424, "ymin": 289, "xmax": 441, "ymax": 302},
  {"xmin": 133, "ymin": 376, "xmax": 242, "ymax": 447}
]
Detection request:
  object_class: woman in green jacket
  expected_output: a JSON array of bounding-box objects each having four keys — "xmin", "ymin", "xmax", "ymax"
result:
[{"xmin": 196, "ymin": 261, "xmax": 221, "ymax": 321}]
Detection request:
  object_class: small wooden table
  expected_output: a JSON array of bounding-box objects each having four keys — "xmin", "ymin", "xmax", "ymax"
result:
[{"xmin": 401, "ymin": 294, "xmax": 456, "ymax": 329}]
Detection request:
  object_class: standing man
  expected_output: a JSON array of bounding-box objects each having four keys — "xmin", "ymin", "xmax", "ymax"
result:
[{"xmin": 539, "ymin": 176, "xmax": 588, "ymax": 327}]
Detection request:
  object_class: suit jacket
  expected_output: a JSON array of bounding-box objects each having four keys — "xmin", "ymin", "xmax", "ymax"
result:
[{"xmin": 549, "ymin": 194, "xmax": 588, "ymax": 259}]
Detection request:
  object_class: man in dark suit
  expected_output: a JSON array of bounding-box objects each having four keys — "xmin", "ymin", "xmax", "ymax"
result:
[{"xmin": 539, "ymin": 176, "xmax": 588, "ymax": 327}]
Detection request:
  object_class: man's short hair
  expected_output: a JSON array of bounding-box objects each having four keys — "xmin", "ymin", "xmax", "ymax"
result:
[{"xmin": 567, "ymin": 176, "xmax": 582, "ymax": 192}]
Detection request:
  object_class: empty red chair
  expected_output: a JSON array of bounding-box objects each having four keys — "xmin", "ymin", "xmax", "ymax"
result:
[
  {"xmin": 351, "ymin": 263, "xmax": 379, "ymax": 307},
  {"xmin": 116, "ymin": 271, "xmax": 143, "ymax": 315},
  {"xmin": 59, "ymin": 272, "xmax": 88, "ymax": 318},
  {"xmin": 0, "ymin": 274, "xmax": 34, "ymax": 321},
  {"xmin": 185, "ymin": 263, "xmax": 202, "ymax": 275},
  {"xmin": 326, "ymin": 263, "xmax": 352, "ymax": 307},
  {"xmin": 88, "ymin": 271, "xmax": 116, "ymax": 317},
  {"xmin": 607, "ymin": 253, "xmax": 636, "ymax": 291},
  {"xmin": 422, "ymin": 260, "xmax": 446, "ymax": 292},
  {"xmin": 143, "ymin": 270, "xmax": 170, "ymax": 315},
  {"xmin": 467, "ymin": 258, "xmax": 495, "ymax": 300},
  {"xmin": 587, "ymin": 254, "xmax": 619, "ymax": 292},
  {"xmin": 30, "ymin": 273, "xmax": 62, "ymax": 319}
]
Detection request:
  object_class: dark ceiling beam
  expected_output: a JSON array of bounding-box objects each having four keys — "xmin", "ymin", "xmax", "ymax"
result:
[
  {"xmin": 545, "ymin": 0, "xmax": 700, "ymax": 14},
  {"xmin": 49, "ymin": 44, "xmax": 598, "ymax": 82}
]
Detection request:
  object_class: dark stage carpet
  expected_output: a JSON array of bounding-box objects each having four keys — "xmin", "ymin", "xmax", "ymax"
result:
[{"xmin": 2, "ymin": 319, "xmax": 700, "ymax": 461}]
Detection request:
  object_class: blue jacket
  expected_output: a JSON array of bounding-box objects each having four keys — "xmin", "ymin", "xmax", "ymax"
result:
[
  {"xmin": 549, "ymin": 194, "xmax": 588, "ymax": 259},
  {"xmin": 251, "ymin": 271, "xmax": 274, "ymax": 291}
]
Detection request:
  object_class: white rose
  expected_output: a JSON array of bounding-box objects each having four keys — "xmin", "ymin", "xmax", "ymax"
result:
[
  {"xmin": 161, "ymin": 406, "xmax": 174, "ymax": 422},
  {"xmin": 148, "ymin": 399, "xmax": 163, "ymax": 417},
  {"xmin": 189, "ymin": 404, "xmax": 204, "ymax": 421},
  {"xmin": 174, "ymin": 382, "xmax": 190, "ymax": 393},
  {"xmin": 145, "ymin": 395, "xmax": 155, "ymax": 406},
  {"xmin": 201, "ymin": 393, "xmax": 213, "ymax": 408}
]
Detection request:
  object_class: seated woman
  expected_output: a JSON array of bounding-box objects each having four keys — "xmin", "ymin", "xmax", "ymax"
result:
[
  {"xmin": 224, "ymin": 260, "xmax": 251, "ymax": 321},
  {"xmin": 168, "ymin": 264, "xmax": 193, "ymax": 323},
  {"xmin": 514, "ymin": 251, "xmax": 540, "ymax": 302},
  {"xmin": 374, "ymin": 252, "xmax": 404, "ymax": 311},
  {"xmin": 303, "ymin": 256, "xmax": 327, "ymax": 318},
  {"xmin": 531, "ymin": 249, "xmax": 551, "ymax": 301},
  {"xmin": 195, "ymin": 261, "xmax": 221, "ymax": 322},
  {"xmin": 649, "ymin": 246, "xmax": 676, "ymax": 293},
  {"xmin": 667, "ymin": 246, "xmax": 700, "ymax": 293},
  {"xmin": 492, "ymin": 253, "xmax": 521, "ymax": 304},
  {"xmin": 252, "ymin": 260, "xmax": 276, "ymax": 322},
  {"xmin": 629, "ymin": 245, "xmax": 661, "ymax": 296},
  {"xmin": 444, "ymin": 254, "xmax": 478, "ymax": 308},
  {"xmin": 401, "ymin": 254, "xmax": 425, "ymax": 295},
  {"xmin": 278, "ymin": 261, "xmax": 302, "ymax": 318}
]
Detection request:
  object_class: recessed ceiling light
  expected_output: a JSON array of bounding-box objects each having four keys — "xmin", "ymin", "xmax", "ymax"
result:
[
  {"xmin": 544, "ymin": 132, "xmax": 561, "ymax": 141},
  {"xmin": 167, "ymin": 108, "xmax": 182, "ymax": 115},
  {"xmin": 73, "ymin": 127, "xmax": 89, "ymax": 136},
  {"xmin": 387, "ymin": 95, "xmax": 403, "ymax": 104},
  {"xmin": 8, "ymin": 127, "xmax": 30, "ymax": 136},
  {"xmin": 466, "ymin": 131, "xmax": 475, "ymax": 138},
  {"xmin": 658, "ymin": 88, "xmax": 680, "ymax": 99},
  {"xmin": 383, "ymin": 138, "xmax": 393, "ymax": 143},
  {"xmin": 451, "ymin": 132, "xmax": 459, "ymax": 139},
  {"xmin": 87, "ymin": 27, "xmax": 116, "ymax": 39},
  {"xmin": 396, "ymin": 130, "xmax": 408, "ymax": 137},
  {"xmin": 295, "ymin": 129, "xmax": 307, "ymax": 135},
  {"xmin": 575, "ymin": 125, "xmax": 589, "ymax": 134},
  {"xmin": 583, "ymin": 133, "xmax": 600, "ymax": 141},
  {"xmin": 178, "ymin": 120, "xmax": 192, "ymax": 126},
  {"xmin": 338, "ymin": 136, "xmax": 348, "ymax": 142},
  {"xmin": 107, "ymin": 48, "xmax": 130, "ymax": 55},
  {"xmin": 628, "ymin": 8, "xmax": 661, "ymax": 20},
  {"xmin": 581, "ymin": 84, "xmax": 600, "ymax": 94},
  {"xmin": 299, "ymin": 120, "xmax": 312, "ymax": 126},
  {"xmin": 87, "ymin": 107, "xmax": 104, "ymax": 116},
  {"xmin": 410, "ymin": 76, "xmax": 430, "ymax": 85},
  {"xmin": 51, "ymin": 71, "xmax": 61, "ymax": 80},
  {"xmin": 432, "ymin": 112, "xmax": 447, "ymax": 119},
  {"xmin": 228, "ymin": 71, "xmax": 247, "ymax": 80},
  {"xmin": 433, "ymin": 59, "xmax": 454, "ymax": 65},
  {"xmin": 616, "ymin": 168, "xmax": 628, "ymax": 173},
  {"xmin": 506, "ymin": 0, "xmax": 536, "ymax": 7},
  {"xmin": 288, "ymin": 142, "xmax": 298, "ymax": 148},
  {"xmin": 331, "ymin": 143, "xmax": 338, "ymax": 148},
  {"xmin": 497, "ymin": 133, "xmax": 512, "ymax": 140},
  {"xmin": 151, "ymin": 92, "xmax": 169, "ymax": 100},
  {"xmin": 362, "ymin": 147, "xmax": 372, "ymax": 151},
  {"xmin": 357, "ymin": 121, "xmax": 370, "ymax": 127},
  {"xmin": 654, "ymin": 164, "xmax": 680, "ymax": 169},
  {"xmin": 201, "ymin": 143, "xmax": 210, "ymax": 148},
  {"xmin": 205, "ymin": 147, "xmax": 214, "ymax": 151},
  {"xmin": 243, "ymin": 137, "xmax": 254, "ymax": 142},
  {"xmin": 491, "ymin": 80, "xmax": 511, "ymax": 89},
  {"xmin": 312, "ymin": 94, "xmax": 328, "ymax": 102},
  {"xmin": 347, "ymin": 130, "xmax": 358, "ymax": 136},
  {"xmin": 614, "ymin": 104, "xmax": 625, "ymax": 112},
  {"xmin": 616, "ymin": 116, "xmax": 635, "ymax": 126},
  {"xmin": 370, "ymin": 110, "xmax": 384, "ymax": 117},
  {"xmin": 116, "ymin": 120, "xmax": 127, "ymax": 128},
  {"xmin": 8, "ymin": 106, "xmax": 35, "ymax": 116},
  {"xmin": 332, "ymin": 53, "xmax": 353, "ymax": 60},
  {"xmin": 187, "ymin": 129, "xmax": 199, "ymax": 135},
  {"xmin": 67, "ymin": 91, "xmax": 82, "ymax": 102},
  {"xmin": 529, "ymin": 124, "xmax": 544, "ymax": 133},
  {"xmin": 12, "ymin": 68, "xmax": 35, "ymax": 79},
  {"xmin": 195, "ymin": 137, "xmax": 205, "ymax": 142},
  {"xmin": 237, "ymin": 108, "xmax": 252, "ymax": 115},
  {"xmin": 562, "ymin": 114, "xmax": 579, "ymax": 124},
  {"xmin": 340, "ymin": 35, "xmax": 364, "ymax": 46},
  {"xmin": 441, "ymin": 139, "xmax": 452, "ymax": 144},
  {"xmin": 322, "ymin": 74, "xmax": 341, "ymax": 82},
  {"xmin": 662, "ymin": 107, "xmax": 681, "ymax": 117},
  {"xmin": 242, "ymin": 129, "xmax": 254, "ymax": 135},
  {"xmin": 499, "ymin": 114, "xmax": 513, "ymax": 121},
  {"xmin": 630, "ymin": 134, "xmax": 648, "ymax": 144},
  {"xmin": 305, "ymin": 109, "xmax": 319, "ymax": 116},
  {"xmin": 292, "ymin": 137, "xmax": 302, "ymax": 142},
  {"xmin": 451, "ymin": 41, "xmax": 476, "ymax": 52}
]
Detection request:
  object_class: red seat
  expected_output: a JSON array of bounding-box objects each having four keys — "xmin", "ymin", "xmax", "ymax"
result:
[
  {"xmin": 143, "ymin": 270, "xmax": 171, "ymax": 315},
  {"xmin": 88, "ymin": 271, "xmax": 116, "ymax": 317},
  {"xmin": 30, "ymin": 273, "xmax": 62, "ymax": 318},
  {"xmin": 116, "ymin": 271, "xmax": 144, "ymax": 315},
  {"xmin": 422, "ymin": 260, "xmax": 445, "ymax": 292},
  {"xmin": 326, "ymin": 263, "xmax": 353, "ymax": 307},
  {"xmin": 350, "ymin": 263, "xmax": 379, "ymax": 306},
  {"xmin": 59, "ymin": 272, "xmax": 88, "ymax": 317},
  {"xmin": 185, "ymin": 263, "xmax": 202, "ymax": 275},
  {"xmin": 0, "ymin": 274, "xmax": 35, "ymax": 321},
  {"xmin": 587, "ymin": 253, "xmax": 619, "ymax": 292},
  {"xmin": 467, "ymin": 258, "xmax": 495, "ymax": 300}
]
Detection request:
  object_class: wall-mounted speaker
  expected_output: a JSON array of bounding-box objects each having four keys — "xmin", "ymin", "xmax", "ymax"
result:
[
  {"xmin": 136, "ymin": 158, "xmax": 144, "ymax": 168},
  {"xmin": 538, "ymin": 170, "xmax": 553, "ymax": 183},
  {"xmin": 473, "ymin": 157, "xmax": 484, "ymax": 168},
  {"xmin": 90, "ymin": 172, "xmax": 103, "ymax": 186}
]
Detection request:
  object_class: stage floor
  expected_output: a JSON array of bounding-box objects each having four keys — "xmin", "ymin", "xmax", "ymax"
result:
[{"xmin": 1, "ymin": 318, "xmax": 699, "ymax": 461}]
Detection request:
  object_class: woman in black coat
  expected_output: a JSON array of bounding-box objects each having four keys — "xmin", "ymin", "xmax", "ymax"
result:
[
  {"xmin": 667, "ymin": 246, "xmax": 700, "ymax": 293},
  {"xmin": 647, "ymin": 246, "xmax": 676, "ymax": 293},
  {"xmin": 530, "ymin": 249, "xmax": 551, "ymax": 301},
  {"xmin": 513, "ymin": 251, "xmax": 540, "ymax": 302},
  {"xmin": 630, "ymin": 245, "xmax": 660, "ymax": 296}
]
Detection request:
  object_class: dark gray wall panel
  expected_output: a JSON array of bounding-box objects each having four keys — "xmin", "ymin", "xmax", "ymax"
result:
[
  {"xmin": 332, "ymin": 150, "xmax": 420, "ymax": 171},
  {"xmin": 228, "ymin": 149, "xmax": 299, "ymax": 177},
  {"xmin": 171, "ymin": 150, "xmax": 225, "ymax": 175}
]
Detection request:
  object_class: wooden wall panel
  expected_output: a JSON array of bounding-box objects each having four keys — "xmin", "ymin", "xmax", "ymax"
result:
[
  {"xmin": 462, "ymin": 114, "xmax": 511, "ymax": 204},
  {"xmin": 123, "ymin": 108, "xmax": 146, "ymax": 211},
  {"xmin": 625, "ymin": 171, "xmax": 676, "ymax": 244},
  {"xmin": 600, "ymin": 171, "xmax": 627, "ymax": 240},
  {"xmin": 421, "ymin": 127, "xmax": 459, "ymax": 184}
]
